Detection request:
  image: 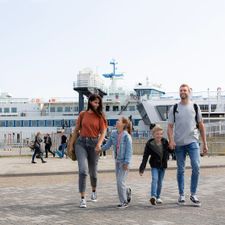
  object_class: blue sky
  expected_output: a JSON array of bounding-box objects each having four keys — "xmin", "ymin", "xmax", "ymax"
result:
[{"xmin": 1, "ymin": 0, "xmax": 225, "ymax": 99}]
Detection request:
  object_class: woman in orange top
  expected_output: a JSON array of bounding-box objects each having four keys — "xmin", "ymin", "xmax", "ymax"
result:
[{"xmin": 69, "ymin": 94, "xmax": 107, "ymax": 208}]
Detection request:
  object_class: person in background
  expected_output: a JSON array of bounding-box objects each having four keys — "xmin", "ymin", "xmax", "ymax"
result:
[
  {"xmin": 139, "ymin": 125, "xmax": 172, "ymax": 205},
  {"xmin": 44, "ymin": 133, "xmax": 55, "ymax": 158},
  {"xmin": 68, "ymin": 94, "xmax": 107, "ymax": 208},
  {"xmin": 167, "ymin": 84, "xmax": 208, "ymax": 206},
  {"xmin": 99, "ymin": 117, "xmax": 133, "ymax": 209},
  {"xmin": 31, "ymin": 132, "xmax": 46, "ymax": 164},
  {"xmin": 56, "ymin": 132, "xmax": 67, "ymax": 158}
]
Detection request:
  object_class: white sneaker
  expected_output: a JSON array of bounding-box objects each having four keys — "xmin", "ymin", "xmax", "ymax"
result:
[
  {"xmin": 178, "ymin": 195, "xmax": 185, "ymax": 205},
  {"xmin": 190, "ymin": 195, "xmax": 201, "ymax": 207},
  {"xmin": 156, "ymin": 198, "xmax": 163, "ymax": 204},
  {"xmin": 91, "ymin": 192, "xmax": 97, "ymax": 202},
  {"xmin": 80, "ymin": 198, "xmax": 87, "ymax": 208}
]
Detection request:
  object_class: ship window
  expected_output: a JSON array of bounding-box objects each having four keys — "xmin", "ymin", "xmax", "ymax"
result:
[
  {"xmin": 128, "ymin": 106, "xmax": 135, "ymax": 111},
  {"xmin": 31, "ymin": 120, "xmax": 38, "ymax": 127},
  {"xmin": 54, "ymin": 120, "xmax": 62, "ymax": 127},
  {"xmin": 50, "ymin": 107, "xmax": 55, "ymax": 112},
  {"xmin": 39, "ymin": 120, "xmax": 45, "ymax": 127},
  {"xmin": 156, "ymin": 105, "xmax": 171, "ymax": 121},
  {"xmin": 57, "ymin": 107, "xmax": 63, "ymax": 112},
  {"xmin": 23, "ymin": 120, "xmax": 29, "ymax": 127},
  {"xmin": 121, "ymin": 106, "xmax": 127, "ymax": 111},
  {"xmin": 0, "ymin": 121, "xmax": 6, "ymax": 127},
  {"xmin": 7, "ymin": 120, "xmax": 14, "ymax": 127},
  {"xmin": 4, "ymin": 108, "xmax": 10, "ymax": 113},
  {"xmin": 46, "ymin": 120, "xmax": 53, "ymax": 127},
  {"xmin": 70, "ymin": 119, "xmax": 75, "ymax": 126},
  {"xmin": 211, "ymin": 104, "xmax": 217, "ymax": 112},
  {"xmin": 11, "ymin": 107, "xmax": 17, "ymax": 113},
  {"xmin": 65, "ymin": 106, "xmax": 71, "ymax": 112},
  {"xmin": 106, "ymin": 106, "xmax": 110, "ymax": 111},
  {"xmin": 15, "ymin": 121, "xmax": 22, "ymax": 127},
  {"xmin": 199, "ymin": 105, "xmax": 208, "ymax": 112},
  {"xmin": 113, "ymin": 106, "xmax": 119, "ymax": 111},
  {"xmin": 0, "ymin": 108, "xmax": 2, "ymax": 113},
  {"xmin": 74, "ymin": 106, "xmax": 79, "ymax": 112}
]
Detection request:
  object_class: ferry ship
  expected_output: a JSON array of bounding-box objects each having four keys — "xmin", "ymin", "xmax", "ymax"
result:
[{"xmin": 1, "ymin": 60, "xmax": 225, "ymax": 145}]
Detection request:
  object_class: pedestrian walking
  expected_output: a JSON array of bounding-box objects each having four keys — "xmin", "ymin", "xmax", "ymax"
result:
[
  {"xmin": 31, "ymin": 132, "xmax": 46, "ymax": 164},
  {"xmin": 68, "ymin": 94, "xmax": 107, "ymax": 208},
  {"xmin": 100, "ymin": 117, "xmax": 132, "ymax": 209},
  {"xmin": 167, "ymin": 84, "xmax": 208, "ymax": 206},
  {"xmin": 44, "ymin": 133, "xmax": 55, "ymax": 158},
  {"xmin": 139, "ymin": 125, "xmax": 172, "ymax": 205}
]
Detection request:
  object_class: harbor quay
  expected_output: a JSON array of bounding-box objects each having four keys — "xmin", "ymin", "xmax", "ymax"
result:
[{"xmin": 0, "ymin": 155, "xmax": 225, "ymax": 224}]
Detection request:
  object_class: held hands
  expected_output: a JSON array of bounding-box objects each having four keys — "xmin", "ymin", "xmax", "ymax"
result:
[{"xmin": 169, "ymin": 140, "xmax": 176, "ymax": 150}]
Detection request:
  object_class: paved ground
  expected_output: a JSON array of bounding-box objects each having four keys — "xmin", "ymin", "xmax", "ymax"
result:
[
  {"xmin": 1, "ymin": 152, "xmax": 225, "ymax": 225},
  {"xmin": 0, "ymin": 167, "xmax": 225, "ymax": 225}
]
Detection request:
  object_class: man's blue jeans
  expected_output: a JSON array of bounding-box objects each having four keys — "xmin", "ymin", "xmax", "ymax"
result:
[
  {"xmin": 175, "ymin": 142, "xmax": 200, "ymax": 196},
  {"xmin": 151, "ymin": 167, "xmax": 165, "ymax": 198}
]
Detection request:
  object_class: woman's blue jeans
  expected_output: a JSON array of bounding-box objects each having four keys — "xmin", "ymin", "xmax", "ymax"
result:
[
  {"xmin": 175, "ymin": 142, "xmax": 200, "ymax": 196},
  {"xmin": 151, "ymin": 167, "xmax": 165, "ymax": 198}
]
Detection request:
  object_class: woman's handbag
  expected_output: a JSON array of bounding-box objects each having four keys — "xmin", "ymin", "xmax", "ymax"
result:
[
  {"xmin": 67, "ymin": 111, "xmax": 85, "ymax": 161},
  {"xmin": 67, "ymin": 133, "xmax": 78, "ymax": 161}
]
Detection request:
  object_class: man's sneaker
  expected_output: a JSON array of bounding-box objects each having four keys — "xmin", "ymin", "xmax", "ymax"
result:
[
  {"xmin": 117, "ymin": 202, "xmax": 128, "ymax": 209},
  {"xmin": 91, "ymin": 192, "xmax": 97, "ymax": 202},
  {"xmin": 178, "ymin": 195, "xmax": 185, "ymax": 205},
  {"xmin": 156, "ymin": 198, "xmax": 163, "ymax": 204},
  {"xmin": 150, "ymin": 197, "xmax": 157, "ymax": 205},
  {"xmin": 80, "ymin": 198, "xmax": 87, "ymax": 208},
  {"xmin": 127, "ymin": 188, "xmax": 132, "ymax": 203},
  {"xmin": 190, "ymin": 195, "xmax": 201, "ymax": 207}
]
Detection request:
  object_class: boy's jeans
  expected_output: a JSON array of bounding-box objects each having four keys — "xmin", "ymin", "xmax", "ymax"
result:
[
  {"xmin": 175, "ymin": 142, "xmax": 200, "ymax": 196},
  {"xmin": 151, "ymin": 167, "xmax": 165, "ymax": 198}
]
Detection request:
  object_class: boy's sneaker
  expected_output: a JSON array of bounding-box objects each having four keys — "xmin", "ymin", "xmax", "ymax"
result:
[
  {"xmin": 127, "ymin": 188, "xmax": 132, "ymax": 203},
  {"xmin": 178, "ymin": 195, "xmax": 185, "ymax": 205},
  {"xmin": 190, "ymin": 195, "xmax": 201, "ymax": 207},
  {"xmin": 150, "ymin": 197, "xmax": 157, "ymax": 205},
  {"xmin": 80, "ymin": 198, "xmax": 87, "ymax": 208},
  {"xmin": 117, "ymin": 202, "xmax": 128, "ymax": 209},
  {"xmin": 91, "ymin": 192, "xmax": 97, "ymax": 202},
  {"xmin": 156, "ymin": 198, "xmax": 163, "ymax": 204}
]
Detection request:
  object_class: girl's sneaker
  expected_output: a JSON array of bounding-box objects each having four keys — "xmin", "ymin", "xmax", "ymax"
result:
[
  {"xmin": 80, "ymin": 198, "xmax": 87, "ymax": 208},
  {"xmin": 117, "ymin": 202, "xmax": 128, "ymax": 209},
  {"xmin": 127, "ymin": 188, "xmax": 132, "ymax": 203}
]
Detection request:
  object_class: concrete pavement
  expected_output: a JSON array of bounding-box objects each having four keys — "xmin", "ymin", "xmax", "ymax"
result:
[{"xmin": 1, "ymin": 153, "xmax": 225, "ymax": 177}]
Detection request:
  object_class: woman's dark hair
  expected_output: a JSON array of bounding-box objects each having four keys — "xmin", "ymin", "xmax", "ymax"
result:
[{"xmin": 87, "ymin": 94, "xmax": 103, "ymax": 118}]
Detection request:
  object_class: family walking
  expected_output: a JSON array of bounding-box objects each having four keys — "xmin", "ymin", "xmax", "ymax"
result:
[{"xmin": 69, "ymin": 84, "xmax": 208, "ymax": 209}]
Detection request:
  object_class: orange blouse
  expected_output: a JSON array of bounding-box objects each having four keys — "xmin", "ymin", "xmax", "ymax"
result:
[{"xmin": 76, "ymin": 111, "xmax": 107, "ymax": 138}]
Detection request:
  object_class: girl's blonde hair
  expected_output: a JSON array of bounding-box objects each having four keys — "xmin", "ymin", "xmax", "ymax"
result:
[
  {"xmin": 152, "ymin": 125, "xmax": 163, "ymax": 135},
  {"xmin": 121, "ymin": 117, "xmax": 132, "ymax": 135}
]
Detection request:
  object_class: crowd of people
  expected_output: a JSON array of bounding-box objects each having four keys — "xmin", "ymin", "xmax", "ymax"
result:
[{"xmin": 31, "ymin": 84, "xmax": 208, "ymax": 209}]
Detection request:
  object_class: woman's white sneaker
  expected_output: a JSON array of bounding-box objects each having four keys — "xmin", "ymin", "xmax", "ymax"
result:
[
  {"xmin": 156, "ymin": 198, "xmax": 163, "ymax": 204},
  {"xmin": 80, "ymin": 198, "xmax": 87, "ymax": 208}
]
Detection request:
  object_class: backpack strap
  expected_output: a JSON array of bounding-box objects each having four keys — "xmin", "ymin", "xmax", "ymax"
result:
[
  {"xmin": 173, "ymin": 103, "xmax": 178, "ymax": 123},
  {"xmin": 193, "ymin": 103, "xmax": 199, "ymax": 129}
]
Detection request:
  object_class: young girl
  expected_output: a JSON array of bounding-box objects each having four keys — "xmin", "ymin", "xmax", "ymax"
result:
[
  {"xmin": 99, "ymin": 117, "xmax": 133, "ymax": 209},
  {"xmin": 139, "ymin": 125, "xmax": 172, "ymax": 205}
]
